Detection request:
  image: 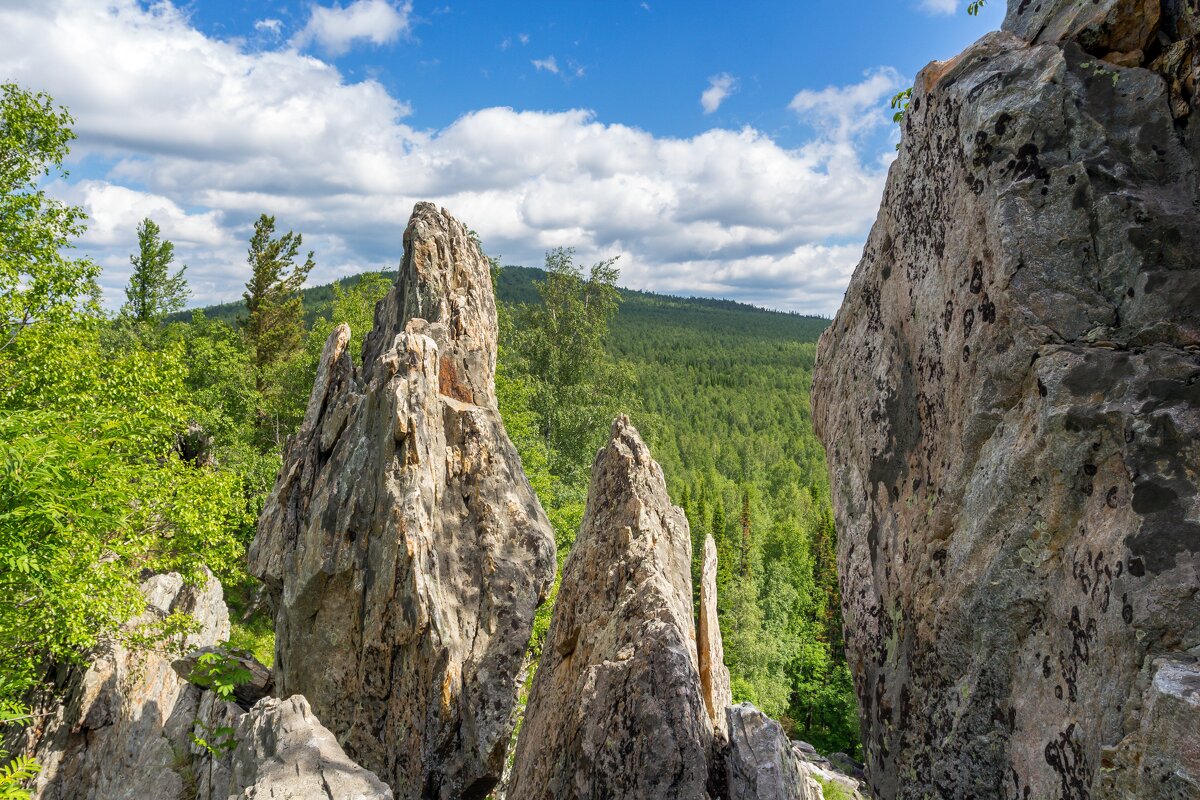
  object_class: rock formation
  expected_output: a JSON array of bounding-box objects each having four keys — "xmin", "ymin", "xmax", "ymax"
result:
[
  {"xmin": 812, "ymin": 1, "xmax": 1200, "ymax": 798},
  {"xmin": 507, "ymin": 416, "xmax": 715, "ymax": 800},
  {"xmin": 250, "ymin": 202, "xmax": 557, "ymax": 799},
  {"xmin": 172, "ymin": 645, "xmax": 274, "ymax": 710},
  {"xmin": 725, "ymin": 703, "xmax": 819, "ymax": 800},
  {"xmin": 226, "ymin": 695, "xmax": 394, "ymax": 800},
  {"xmin": 699, "ymin": 533, "xmax": 733, "ymax": 734},
  {"xmin": 12, "ymin": 572, "xmax": 229, "ymax": 800},
  {"xmin": 5, "ymin": 570, "xmax": 399, "ymax": 800}
]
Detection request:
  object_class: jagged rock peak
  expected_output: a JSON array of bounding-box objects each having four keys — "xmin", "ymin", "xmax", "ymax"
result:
[
  {"xmin": 508, "ymin": 415, "xmax": 715, "ymax": 800},
  {"xmin": 250, "ymin": 203, "xmax": 557, "ymax": 799},
  {"xmin": 813, "ymin": 1, "xmax": 1200, "ymax": 798},
  {"xmin": 699, "ymin": 533, "xmax": 733, "ymax": 735},
  {"xmin": 360, "ymin": 200, "xmax": 498, "ymax": 404}
]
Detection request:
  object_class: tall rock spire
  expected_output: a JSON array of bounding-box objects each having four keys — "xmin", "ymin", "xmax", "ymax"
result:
[
  {"xmin": 250, "ymin": 202, "xmax": 557, "ymax": 799},
  {"xmin": 699, "ymin": 533, "xmax": 733, "ymax": 735},
  {"xmin": 508, "ymin": 416, "xmax": 716, "ymax": 800}
]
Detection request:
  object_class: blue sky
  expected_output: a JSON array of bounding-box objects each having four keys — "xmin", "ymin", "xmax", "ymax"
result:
[{"xmin": 1, "ymin": 0, "xmax": 1004, "ymax": 314}]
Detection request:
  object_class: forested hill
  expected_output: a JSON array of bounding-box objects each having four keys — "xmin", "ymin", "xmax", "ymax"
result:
[{"xmin": 177, "ymin": 265, "xmax": 831, "ymax": 344}]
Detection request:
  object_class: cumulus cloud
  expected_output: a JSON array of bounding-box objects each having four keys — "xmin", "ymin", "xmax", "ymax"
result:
[
  {"xmin": 789, "ymin": 67, "xmax": 905, "ymax": 140},
  {"xmin": 700, "ymin": 73, "xmax": 736, "ymax": 114},
  {"xmin": 917, "ymin": 0, "xmax": 958, "ymax": 14},
  {"xmin": 293, "ymin": 0, "xmax": 411, "ymax": 55},
  {"xmin": 0, "ymin": 0, "xmax": 896, "ymax": 315},
  {"xmin": 531, "ymin": 56, "xmax": 559, "ymax": 74}
]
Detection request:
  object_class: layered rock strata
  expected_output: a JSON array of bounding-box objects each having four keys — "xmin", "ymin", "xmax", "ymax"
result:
[
  {"xmin": 250, "ymin": 202, "xmax": 557, "ymax": 799},
  {"xmin": 812, "ymin": 1, "xmax": 1200, "ymax": 798},
  {"xmin": 507, "ymin": 416, "xmax": 715, "ymax": 800}
]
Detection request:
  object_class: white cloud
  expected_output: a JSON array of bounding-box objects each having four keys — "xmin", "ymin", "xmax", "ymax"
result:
[
  {"xmin": 518, "ymin": 33, "xmax": 529, "ymax": 45},
  {"xmin": 789, "ymin": 67, "xmax": 905, "ymax": 140},
  {"xmin": 700, "ymin": 73, "xmax": 736, "ymax": 114},
  {"xmin": 0, "ymin": 0, "xmax": 896, "ymax": 315},
  {"xmin": 917, "ymin": 0, "xmax": 958, "ymax": 13},
  {"xmin": 254, "ymin": 18, "xmax": 282, "ymax": 35},
  {"xmin": 293, "ymin": 0, "xmax": 411, "ymax": 55},
  {"xmin": 531, "ymin": 56, "xmax": 559, "ymax": 74}
]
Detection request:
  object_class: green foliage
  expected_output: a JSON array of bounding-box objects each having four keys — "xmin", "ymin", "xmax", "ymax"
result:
[
  {"xmin": 603, "ymin": 281, "xmax": 857, "ymax": 754},
  {"xmin": 260, "ymin": 270, "xmax": 393, "ymax": 444},
  {"xmin": 123, "ymin": 218, "xmax": 188, "ymax": 324},
  {"xmin": 224, "ymin": 577, "xmax": 276, "ymax": 668},
  {"xmin": 187, "ymin": 650, "xmax": 252, "ymax": 702},
  {"xmin": 507, "ymin": 248, "xmax": 636, "ymax": 484},
  {"xmin": 967, "ymin": 0, "xmax": 987, "ymax": 15},
  {"xmin": 816, "ymin": 776, "xmax": 852, "ymax": 800},
  {"xmin": 0, "ymin": 703, "xmax": 38, "ymax": 800},
  {"xmin": 890, "ymin": 87, "xmax": 912, "ymax": 123},
  {"xmin": 190, "ymin": 720, "xmax": 238, "ymax": 758},
  {"xmin": 0, "ymin": 83, "xmax": 97, "ymax": 357},
  {"xmin": 0, "ymin": 755, "xmax": 38, "ymax": 800},
  {"xmin": 242, "ymin": 214, "xmax": 314, "ymax": 389},
  {"xmin": 0, "ymin": 319, "xmax": 251, "ymax": 700}
]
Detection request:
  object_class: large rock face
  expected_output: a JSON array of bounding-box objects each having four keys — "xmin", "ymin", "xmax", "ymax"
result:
[
  {"xmin": 14, "ymin": 573, "xmax": 230, "ymax": 800},
  {"xmin": 507, "ymin": 416, "xmax": 715, "ymax": 800},
  {"xmin": 250, "ymin": 202, "xmax": 557, "ymax": 799},
  {"xmin": 812, "ymin": 2, "xmax": 1200, "ymax": 798}
]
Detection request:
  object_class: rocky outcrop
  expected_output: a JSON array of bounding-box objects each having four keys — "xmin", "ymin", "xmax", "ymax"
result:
[
  {"xmin": 250, "ymin": 202, "xmax": 557, "ymax": 799},
  {"xmin": 699, "ymin": 533, "xmax": 733, "ymax": 735},
  {"xmin": 726, "ymin": 704, "xmax": 819, "ymax": 800},
  {"xmin": 724, "ymin": 704, "xmax": 869, "ymax": 800},
  {"xmin": 172, "ymin": 646, "xmax": 274, "ymax": 710},
  {"xmin": 507, "ymin": 416, "xmax": 714, "ymax": 800},
  {"xmin": 812, "ymin": 1, "xmax": 1200, "ymax": 798},
  {"xmin": 14, "ymin": 572, "xmax": 230, "ymax": 800},
  {"xmin": 224, "ymin": 695, "xmax": 393, "ymax": 800}
]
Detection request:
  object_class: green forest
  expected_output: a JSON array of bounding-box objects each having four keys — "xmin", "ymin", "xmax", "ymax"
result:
[{"xmin": 0, "ymin": 82, "xmax": 856, "ymax": 794}]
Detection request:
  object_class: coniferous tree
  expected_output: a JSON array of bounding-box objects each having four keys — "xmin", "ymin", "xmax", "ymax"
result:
[
  {"xmin": 122, "ymin": 218, "xmax": 188, "ymax": 324},
  {"xmin": 242, "ymin": 214, "xmax": 314, "ymax": 390}
]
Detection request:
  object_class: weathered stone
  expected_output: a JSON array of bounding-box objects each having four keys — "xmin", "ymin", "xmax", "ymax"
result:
[
  {"xmin": 1003, "ymin": 0, "xmax": 1161, "ymax": 54},
  {"xmin": 812, "ymin": 2, "xmax": 1200, "ymax": 798},
  {"xmin": 251, "ymin": 202, "xmax": 556, "ymax": 799},
  {"xmin": 172, "ymin": 646, "xmax": 274, "ymax": 710},
  {"xmin": 508, "ymin": 416, "xmax": 714, "ymax": 800},
  {"xmin": 1095, "ymin": 656, "xmax": 1200, "ymax": 798},
  {"xmin": 699, "ymin": 533, "xmax": 733, "ymax": 735},
  {"xmin": 14, "ymin": 572, "xmax": 230, "ymax": 800},
  {"xmin": 224, "ymin": 695, "xmax": 393, "ymax": 800},
  {"xmin": 725, "ymin": 703, "xmax": 819, "ymax": 800}
]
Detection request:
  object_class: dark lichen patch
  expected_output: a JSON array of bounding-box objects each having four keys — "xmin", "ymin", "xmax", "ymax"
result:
[
  {"xmin": 1044, "ymin": 723, "xmax": 1093, "ymax": 800},
  {"xmin": 1062, "ymin": 351, "xmax": 1133, "ymax": 395}
]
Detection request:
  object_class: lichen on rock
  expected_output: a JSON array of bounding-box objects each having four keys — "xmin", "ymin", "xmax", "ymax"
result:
[{"xmin": 812, "ymin": 1, "xmax": 1200, "ymax": 798}]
